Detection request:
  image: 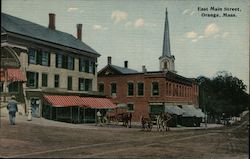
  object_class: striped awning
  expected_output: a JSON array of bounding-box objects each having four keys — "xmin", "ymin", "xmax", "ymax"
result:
[
  {"xmin": 43, "ymin": 95, "xmax": 116, "ymax": 109},
  {"xmin": 0, "ymin": 68, "xmax": 27, "ymax": 82},
  {"xmin": 81, "ymin": 97, "xmax": 116, "ymax": 109},
  {"xmin": 43, "ymin": 95, "xmax": 83, "ymax": 107}
]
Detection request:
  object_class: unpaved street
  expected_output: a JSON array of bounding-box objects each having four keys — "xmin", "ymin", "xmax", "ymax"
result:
[{"xmin": 0, "ymin": 117, "xmax": 248, "ymax": 159}]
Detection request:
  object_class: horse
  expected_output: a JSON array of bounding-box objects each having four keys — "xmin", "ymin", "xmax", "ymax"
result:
[
  {"xmin": 122, "ymin": 112, "xmax": 132, "ymax": 128},
  {"xmin": 156, "ymin": 112, "xmax": 172, "ymax": 131},
  {"xmin": 140, "ymin": 116, "xmax": 153, "ymax": 131}
]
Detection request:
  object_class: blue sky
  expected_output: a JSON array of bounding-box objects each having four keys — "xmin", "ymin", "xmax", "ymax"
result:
[{"xmin": 2, "ymin": 0, "xmax": 249, "ymax": 92}]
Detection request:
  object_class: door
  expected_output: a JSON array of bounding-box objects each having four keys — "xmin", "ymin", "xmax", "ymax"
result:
[{"xmin": 31, "ymin": 98, "xmax": 40, "ymax": 117}]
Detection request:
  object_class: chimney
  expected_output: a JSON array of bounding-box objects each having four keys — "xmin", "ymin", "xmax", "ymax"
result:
[
  {"xmin": 142, "ymin": 65, "xmax": 147, "ymax": 73},
  {"xmin": 107, "ymin": 56, "xmax": 112, "ymax": 65},
  {"xmin": 48, "ymin": 13, "xmax": 56, "ymax": 30},
  {"xmin": 77, "ymin": 24, "xmax": 82, "ymax": 41},
  {"xmin": 124, "ymin": 61, "xmax": 128, "ymax": 68}
]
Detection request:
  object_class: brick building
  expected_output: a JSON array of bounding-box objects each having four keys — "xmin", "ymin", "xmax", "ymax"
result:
[
  {"xmin": 98, "ymin": 9, "xmax": 200, "ymax": 122},
  {"xmin": 1, "ymin": 13, "xmax": 115, "ymax": 122}
]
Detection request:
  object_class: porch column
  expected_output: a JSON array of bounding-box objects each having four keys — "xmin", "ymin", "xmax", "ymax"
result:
[{"xmin": 78, "ymin": 107, "xmax": 80, "ymax": 123}]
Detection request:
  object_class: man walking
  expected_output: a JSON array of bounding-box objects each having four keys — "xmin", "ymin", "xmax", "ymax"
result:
[{"xmin": 7, "ymin": 95, "xmax": 18, "ymax": 125}]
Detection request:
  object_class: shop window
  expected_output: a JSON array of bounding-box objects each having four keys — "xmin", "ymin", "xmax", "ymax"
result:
[
  {"xmin": 127, "ymin": 103, "xmax": 134, "ymax": 111},
  {"xmin": 8, "ymin": 82, "xmax": 19, "ymax": 92}
]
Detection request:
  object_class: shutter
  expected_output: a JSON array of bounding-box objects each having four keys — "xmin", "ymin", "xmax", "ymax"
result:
[{"xmin": 36, "ymin": 72, "xmax": 39, "ymax": 88}]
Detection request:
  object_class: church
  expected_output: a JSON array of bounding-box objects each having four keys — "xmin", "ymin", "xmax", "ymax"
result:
[{"xmin": 98, "ymin": 9, "xmax": 201, "ymax": 122}]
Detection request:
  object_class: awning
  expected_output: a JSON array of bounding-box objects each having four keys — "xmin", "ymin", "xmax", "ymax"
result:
[
  {"xmin": 182, "ymin": 105, "xmax": 205, "ymax": 117},
  {"xmin": 43, "ymin": 95, "xmax": 83, "ymax": 107},
  {"xmin": 0, "ymin": 68, "xmax": 27, "ymax": 82},
  {"xmin": 81, "ymin": 97, "xmax": 116, "ymax": 109},
  {"xmin": 165, "ymin": 106, "xmax": 185, "ymax": 115},
  {"xmin": 43, "ymin": 95, "xmax": 116, "ymax": 109}
]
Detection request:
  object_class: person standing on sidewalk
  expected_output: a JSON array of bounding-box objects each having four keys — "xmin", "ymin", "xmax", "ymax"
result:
[
  {"xmin": 96, "ymin": 110, "xmax": 102, "ymax": 126},
  {"xmin": 7, "ymin": 95, "xmax": 18, "ymax": 125}
]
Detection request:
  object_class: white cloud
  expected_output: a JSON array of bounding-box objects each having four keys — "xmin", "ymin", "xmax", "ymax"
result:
[
  {"xmin": 198, "ymin": 35, "xmax": 204, "ymax": 39},
  {"xmin": 67, "ymin": 7, "xmax": 78, "ymax": 12},
  {"xmin": 192, "ymin": 39, "xmax": 198, "ymax": 42},
  {"xmin": 111, "ymin": 10, "xmax": 128, "ymax": 23},
  {"xmin": 93, "ymin": 25, "xmax": 108, "ymax": 31},
  {"xmin": 182, "ymin": 9, "xmax": 195, "ymax": 16},
  {"xmin": 125, "ymin": 21, "xmax": 132, "ymax": 27},
  {"xmin": 185, "ymin": 31, "xmax": 198, "ymax": 39},
  {"xmin": 204, "ymin": 23, "xmax": 219, "ymax": 37},
  {"xmin": 134, "ymin": 18, "xmax": 145, "ymax": 28}
]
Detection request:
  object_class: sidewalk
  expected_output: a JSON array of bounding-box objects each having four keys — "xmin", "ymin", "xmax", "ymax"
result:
[{"xmin": 1, "ymin": 108, "xmax": 224, "ymax": 131}]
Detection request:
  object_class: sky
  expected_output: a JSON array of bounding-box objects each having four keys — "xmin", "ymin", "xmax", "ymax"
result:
[{"xmin": 2, "ymin": 0, "xmax": 249, "ymax": 92}]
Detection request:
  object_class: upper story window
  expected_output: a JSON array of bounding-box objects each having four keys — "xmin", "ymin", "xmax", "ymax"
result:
[
  {"xmin": 152, "ymin": 81, "xmax": 159, "ymax": 96},
  {"xmin": 28, "ymin": 48, "xmax": 37, "ymax": 64},
  {"xmin": 79, "ymin": 78, "xmax": 85, "ymax": 91},
  {"xmin": 54, "ymin": 74, "xmax": 60, "ymax": 88},
  {"xmin": 85, "ymin": 79, "xmax": 92, "ymax": 91},
  {"xmin": 67, "ymin": 76, "xmax": 72, "ymax": 90},
  {"xmin": 98, "ymin": 83, "xmax": 104, "ymax": 94},
  {"xmin": 56, "ymin": 53, "xmax": 63, "ymax": 68},
  {"xmin": 42, "ymin": 51, "xmax": 50, "ymax": 66},
  {"xmin": 29, "ymin": 48, "xmax": 50, "ymax": 66},
  {"xmin": 67, "ymin": 56, "xmax": 74, "ymax": 70},
  {"xmin": 79, "ymin": 58, "xmax": 95, "ymax": 74},
  {"xmin": 42, "ymin": 73, "xmax": 48, "ymax": 87},
  {"xmin": 127, "ymin": 82, "xmax": 134, "ymax": 96},
  {"xmin": 26, "ymin": 71, "xmax": 38, "ymax": 88},
  {"xmin": 137, "ymin": 82, "xmax": 144, "ymax": 96},
  {"xmin": 111, "ymin": 83, "xmax": 117, "ymax": 97}
]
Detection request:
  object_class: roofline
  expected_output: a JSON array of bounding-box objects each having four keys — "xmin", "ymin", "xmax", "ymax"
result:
[{"xmin": 3, "ymin": 31, "xmax": 100, "ymax": 57}]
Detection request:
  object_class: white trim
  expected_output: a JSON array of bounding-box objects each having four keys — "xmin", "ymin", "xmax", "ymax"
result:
[{"xmin": 1, "ymin": 42, "xmax": 28, "ymax": 50}]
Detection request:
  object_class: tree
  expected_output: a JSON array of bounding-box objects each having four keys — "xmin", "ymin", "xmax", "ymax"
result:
[{"xmin": 196, "ymin": 71, "xmax": 249, "ymax": 118}]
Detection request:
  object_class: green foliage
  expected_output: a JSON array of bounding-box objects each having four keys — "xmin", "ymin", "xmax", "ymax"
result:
[{"xmin": 197, "ymin": 71, "xmax": 249, "ymax": 117}]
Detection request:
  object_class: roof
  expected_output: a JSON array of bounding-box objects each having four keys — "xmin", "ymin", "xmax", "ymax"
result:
[
  {"xmin": 1, "ymin": 13, "xmax": 100, "ymax": 56},
  {"xmin": 0, "ymin": 68, "xmax": 26, "ymax": 82},
  {"xmin": 165, "ymin": 106, "xmax": 184, "ymax": 115},
  {"xmin": 110, "ymin": 64, "xmax": 138, "ymax": 74},
  {"xmin": 182, "ymin": 105, "xmax": 205, "ymax": 117},
  {"xmin": 43, "ymin": 95, "xmax": 116, "ymax": 109}
]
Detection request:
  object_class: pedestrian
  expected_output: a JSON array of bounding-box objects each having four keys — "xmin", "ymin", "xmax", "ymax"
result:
[
  {"xmin": 7, "ymin": 95, "xmax": 18, "ymax": 125},
  {"xmin": 96, "ymin": 110, "xmax": 102, "ymax": 126}
]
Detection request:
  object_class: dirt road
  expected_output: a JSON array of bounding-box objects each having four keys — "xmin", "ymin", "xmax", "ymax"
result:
[{"xmin": 0, "ymin": 117, "xmax": 248, "ymax": 158}]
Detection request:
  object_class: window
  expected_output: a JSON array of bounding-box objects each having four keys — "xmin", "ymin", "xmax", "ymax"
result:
[
  {"xmin": 150, "ymin": 105, "xmax": 164, "ymax": 114},
  {"xmin": 152, "ymin": 81, "xmax": 159, "ymax": 96},
  {"xmin": 54, "ymin": 74, "xmax": 60, "ymax": 88},
  {"xmin": 67, "ymin": 56, "xmax": 74, "ymax": 70},
  {"xmin": 8, "ymin": 82, "xmax": 19, "ymax": 92},
  {"xmin": 127, "ymin": 82, "xmax": 134, "ymax": 96},
  {"xmin": 111, "ymin": 83, "xmax": 117, "ymax": 96},
  {"xmin": 85, "ymin": 79, "xmax": 92, "ymax": 91},
  {"xmin": 89, "ymin": 61, "xmax": 96, "ymax": 74},
  {"xmin": 79, "ymin": 78, "xmax": 85, "ymax": 91},
  {"xmin": 42, "ymin": 73, "xmax": 48, "ymax": 87},
  {"xmin": 137, "ymin": 82, "xmax": 144, "ymax": 96},
  {"xmin": 85, "ymin": 60, "xmax": 89, "ymax": 73},
  {"xmin": 42, "ymin": 51, "xmax": 50, "ymax": 66},
  {"xmin": 98, "ymin": 83, "xmax": 104, "ymax": 94},
  {"xmin": 127, "ymin": 103, "xmax": 134, "ymax": 111},
  {"xmin": 28, "ymin": 48, "xmax": 37, "ymax": 64},
  {"xmin": 67, "ymin": 76, "xmax": 72, "ymax": 90},
  {"xmin": 56, "ymin": 53, "xmax": 63, "ymax": 68},
  {"xmin": 26, "ymin": 71, "xmax": 38, "ymax": 88},
  {"xmin": 79, "ymin": 58, "xmax": 85, "ymax": 72}
]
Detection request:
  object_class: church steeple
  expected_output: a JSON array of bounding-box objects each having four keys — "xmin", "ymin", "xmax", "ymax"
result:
[
  {"xmin": 159, "ymin": 8, "xmax": 176, "ymax": 72},
  {"xmin": 162, "ymin": 8, "xmax": 171, "ymax": 57}
]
